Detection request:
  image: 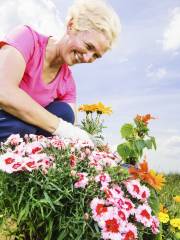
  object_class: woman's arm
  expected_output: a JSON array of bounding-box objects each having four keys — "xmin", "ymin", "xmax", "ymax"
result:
[{"xmin": 0, "ymin": 44, "xmax": 59, "ymax": 133}]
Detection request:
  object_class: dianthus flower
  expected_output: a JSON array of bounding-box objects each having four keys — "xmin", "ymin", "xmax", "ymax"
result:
[
  {"xmin": 124, "ymin": 179, "xmax": 150, "ymax": 201},
  {"xmin": 3, "ymin": 134, "xmax": 23, "ymax": 146},
  {"xmin": 135, "ymin": 204, "xmax": 152, "ymax": 227},
  {"xmin": 90, "ymin": 198, "xmax": 108, "ymax": 222},
  {"xmin": 123, "ymin": 223, "xmax": 138, "ymax": 240},
  {"xmin": 99, "ymin": 207, "xmax": 126, "ymax": 240},
  {"xmin": 151, "ymin": 216, "xmax": 160, "ymax": 234},
  {"xmin": 95, "ymin": 172, "xmax": 111, "ymax": 188},
  {"xmin": 74, "ymin": 172, "xmax": 89, "ymax": 189}
]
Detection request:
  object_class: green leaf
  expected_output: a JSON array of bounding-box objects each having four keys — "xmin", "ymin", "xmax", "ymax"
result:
[
  {"xmin": 151, "ymin": 136, "xmax": 157, "ymax": 150},
  {"xmin": 57, "ymin": 230, "xmax": 68, "ymax": 240},
  {"xmin": 18, "ymin": 186, "xmax": 26, "ymax": 210},
  {"xmin": 149, "ymin": 188, "xmax": 160, "ymax": 215},
  {"xmin": 44, "ymin": 218, "xmax": 54, "ymax": 240},
  {"xmin": 117, "ymin": 143, "xmax": 131, "ymax": 159},
  {"xmin": 120, "ymin": 124, "xmax": 134, "ymax": 139},
  {"xmin": 145, "ymin": 139, "xmax": 153, "ymax": 149},
  {"xmin": 17, "ymin": 203, "xmax": 29, "ymax": 224},
  {"xmin": 44, "ymin": 192, "xmax": 56, "ymax": 212},
  {"xmin": 134, "ymin": 139, "xmax": 145, "ymax": 153}
]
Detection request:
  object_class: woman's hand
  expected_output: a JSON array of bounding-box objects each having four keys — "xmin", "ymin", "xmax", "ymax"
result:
[{"xmin": 53, "ymin": 118, "xmax": 93, "ymax": 143}]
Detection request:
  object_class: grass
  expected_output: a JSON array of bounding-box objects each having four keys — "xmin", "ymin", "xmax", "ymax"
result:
[{"xmin": 159, "ymin": 174, "xmax": 180, "ymax": 218}]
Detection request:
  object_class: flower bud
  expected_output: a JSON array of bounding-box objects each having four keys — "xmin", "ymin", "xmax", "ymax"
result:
[
  {"xmin": 70, "ymin": 170, "xmax": 77, "ymax": 177},
  {"xmin": 84, "ymin": 213, "xmax": 89, "ymax": 221}
]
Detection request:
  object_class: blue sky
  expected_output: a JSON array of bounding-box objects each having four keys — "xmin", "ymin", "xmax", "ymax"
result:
[{"xmin": 1, "ymin": 0, "xmax": 180, "ymax": 173}]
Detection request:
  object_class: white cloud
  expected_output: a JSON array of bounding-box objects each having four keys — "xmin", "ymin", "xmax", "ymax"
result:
[
  {"xmin": 162, "ymin": 136, "xmax": 180, "ymax": 156},
  {"xmin": 0, "ymin": 0, "xmax": 64, "ymax": 38},
  {"xmin": 147, "ymin": 134, "xmax": 180, "ymax": 173},
  {"xmin": 146, "ymin": 64, "xmax": 167, "ymax": 81},
  {"xmin": 163, "ymin": 7, "xmax": 180, "ymax": 51}
]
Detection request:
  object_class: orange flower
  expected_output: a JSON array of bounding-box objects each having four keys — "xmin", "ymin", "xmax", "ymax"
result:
[
  {"xmin": 129, "ymin": 158, "xmax": 165, "ymax": 191},
  {"xmin": 135, "ymin": 114, "xmax": 156, "ymax": 125},
  {"xmin": 173, "ymin": 196, "xmax": 180, "ymax": 203}
]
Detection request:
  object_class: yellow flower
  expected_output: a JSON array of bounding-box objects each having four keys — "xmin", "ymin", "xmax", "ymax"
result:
[
  {"xmin": 158, "ymin": 212, "xmax": 169, "ymax": 223},
  {"xmin": 78, "ymin": 102, "xmax": 112, "ymax": 115},
  {"xmin": 95, "ymin": 102, "xmax": 112, "ymax": 115},
  {"xmin": 173, "ymin": 196, "xmax": 180, "ymax": 203},
  {"xmin": 149, "ymin": 170, "xmax": 165, "ymax": 191},
  {"xmin": 159, "ymin": 204, "xmax": 168, "ymax": 214},
  {"xmin": 170, "ymin": 218, "xmax": 180, "ymax": 230},
  {"xmin": 78, "ymin": 104, "xmax": 97, "ymax": 113}
]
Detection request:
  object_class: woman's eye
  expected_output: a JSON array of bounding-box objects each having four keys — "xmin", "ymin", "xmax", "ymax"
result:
[
  {"xmin": 93, "ymin": 54, "xmax": 99, "ymax": 59},
  {"xmin": 86, "ymin": 44, "xmax": 94, "ymax": 50}
]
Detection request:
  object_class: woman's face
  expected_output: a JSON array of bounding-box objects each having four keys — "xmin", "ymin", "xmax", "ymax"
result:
[{"xmin": 60, "ymin": 29, "xmax": 110, "ymax": 66}]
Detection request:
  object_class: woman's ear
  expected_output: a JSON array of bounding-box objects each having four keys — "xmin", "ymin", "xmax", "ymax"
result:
[{"xmin": 67, "ymin": 18, "xmax": 74, "ymax": 33}]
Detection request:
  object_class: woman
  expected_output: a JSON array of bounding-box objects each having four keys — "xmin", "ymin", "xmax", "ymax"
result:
[{"xmin": 0, "ymin": 0, "xmax": 121, "ymax": 143}]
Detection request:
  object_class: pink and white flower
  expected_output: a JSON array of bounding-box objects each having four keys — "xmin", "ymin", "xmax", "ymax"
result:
[
  {"xmin": 125, "ymin": 179, "xmax": 150, "ymax": 201},
  {"xmin": 151, "ymin": 216, "xmax": 160, "ymax": 234},
  {"xmin": 49, "ymin": 136, "xmax": 66, "ymax": 150},
  {"xmin": 122, "ymin": 223, "xmax": 137, "ymax": 240},
  {"xmin": 3, "ymin": 134, "xmax": 23, "ymax": 146},
  {"xmin": 90, "ymin": 198, "xmax": 109, "ymax": 221},
  {"xmin": 135, "ymin": 204, "xmax": 152, "ymax": 227},
  {"xmin": 95, "ymin": 172, "xmax": 111, "ymax": 188},
  {"xmin": 140, "ymin": 186, "xmax": 150, "ymax": 201},
  {"xmin": 74, "ymin": 172, "xmax": 89, "ymax": 189},
  {"xmin": 99, "ymin": 208, "xmax": 126, "ymax": 240}
]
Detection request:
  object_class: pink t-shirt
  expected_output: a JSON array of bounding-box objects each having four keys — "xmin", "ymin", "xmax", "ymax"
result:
[{"xmin": 0, "ymin": 25, "xmax": 76, "ymax": 107}]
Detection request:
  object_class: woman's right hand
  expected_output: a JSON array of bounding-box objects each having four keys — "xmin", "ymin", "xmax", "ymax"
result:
[{"xmin": 53, "ymin": 118, "xmax": 93, "ymax": 143}]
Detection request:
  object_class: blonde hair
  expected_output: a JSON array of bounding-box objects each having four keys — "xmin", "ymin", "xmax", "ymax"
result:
[{"xmin": 66, "ymin": 0, "xmax": 121, "ymax": 48}]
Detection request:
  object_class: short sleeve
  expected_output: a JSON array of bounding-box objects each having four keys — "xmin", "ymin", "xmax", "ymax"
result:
[{"xmin": 2, "ymin": 25, "xmax": 35, "ymax": 63}]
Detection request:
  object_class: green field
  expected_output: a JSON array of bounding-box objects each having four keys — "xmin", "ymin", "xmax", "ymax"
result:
[
  {"xmin": 159, "ymin": 174, "xmax": 180, "ymax": 217},
  {"xmin": 159, "ymin": 174, "xmax": 180, "ymax": 240}
]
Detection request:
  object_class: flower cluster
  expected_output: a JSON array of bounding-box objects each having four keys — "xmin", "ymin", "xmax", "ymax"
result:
[
  {"xmin": 79, "ymin": 102, "xmax": 112, "ymax": 115},
  {"xmin": 0, "ymin": 133, "xmax": 161, "ymax": 239},
  {"xmin": 158, "ymin": 212, "xmax": 180, "ymax": 230},
  {"xmin": 78, "ymin": 102, "xmax": 112, "ymax": 139},
  {"xmin": 67, "ymin": 146, "xmax": 160, "ymax": 239},
  {"xmin": 88, "ymin": 151, "xmax": 120, "ymax": 172},
  {"xmin": 0, "ymin": 134, "xmax": 94, "ymax": 174},
  {"xmin": 158, "ymin": 199, "xmax": 180, "ymax": 238},
  {"xmin": 0, "ymin": 134, "xmax": 53, "ymax": 174},
  {"xmin": 90, "ymin": 179, "xmax": 159, "ymax": 240}
]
